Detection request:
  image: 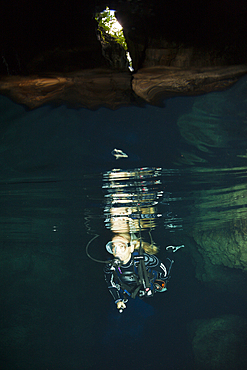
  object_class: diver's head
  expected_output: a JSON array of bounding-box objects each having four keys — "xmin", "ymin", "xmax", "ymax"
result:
[{"xmin": 106, "ymin": 234, "xmax": 134, "ymax": 264}]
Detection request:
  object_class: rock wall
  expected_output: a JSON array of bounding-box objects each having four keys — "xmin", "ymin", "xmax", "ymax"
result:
[{"xmin": 189, "ymin": 315, "xmax": 247, "ymax": 370}]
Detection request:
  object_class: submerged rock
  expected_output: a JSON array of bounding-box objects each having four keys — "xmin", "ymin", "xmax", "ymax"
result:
[
  {"xmin": 132, "ymin": 65, "xmax": 247, "ymax": 105},
  {"xmin": 1, "ymin": 65, "xmax": 247, "ymax": 109},
  {"xmin": 189, "ymin": 315, "xmax": 247, "ymax": 370}
]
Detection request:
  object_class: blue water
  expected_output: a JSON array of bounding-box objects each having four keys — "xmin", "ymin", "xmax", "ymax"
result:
[{"xmin": 1, "ymin": 76, "xmax": 247, "ymax": 369}]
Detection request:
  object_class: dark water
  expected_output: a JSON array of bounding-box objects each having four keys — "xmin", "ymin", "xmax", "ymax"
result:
[{"xmin": 1, "ymin": 77, "xmax": 247, "ymax": 370}]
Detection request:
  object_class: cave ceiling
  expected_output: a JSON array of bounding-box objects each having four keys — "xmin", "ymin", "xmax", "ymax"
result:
[{"xmin": 1, "ymin": 0, "xmax": 247, "ymax": 109}]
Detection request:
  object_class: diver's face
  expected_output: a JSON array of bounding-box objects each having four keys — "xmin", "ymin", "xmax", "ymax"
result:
[{"xmin": 112, "ymin": 237, "xmax": 132, "ymax": 264}]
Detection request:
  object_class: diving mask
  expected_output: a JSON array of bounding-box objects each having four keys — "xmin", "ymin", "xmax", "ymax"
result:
[{"xmin": 106, "ymin": 239, "xmax": 129, "ymax": 254}]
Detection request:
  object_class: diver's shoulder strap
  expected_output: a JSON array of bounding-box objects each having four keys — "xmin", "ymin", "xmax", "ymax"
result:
[{"xmin": 133, "ymin": 250, "xmax": 151, "ymax": 290}]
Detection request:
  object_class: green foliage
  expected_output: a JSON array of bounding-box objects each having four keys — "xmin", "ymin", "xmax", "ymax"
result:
[{"xmin": 95, "ymin": 7, "xmax": 127, "ymax": 51}]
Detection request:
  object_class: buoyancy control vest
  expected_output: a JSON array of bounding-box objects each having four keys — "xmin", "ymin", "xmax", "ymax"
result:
[{"xmin": 111, "ymin": 252, "xmax": 157, "ymax": 299}]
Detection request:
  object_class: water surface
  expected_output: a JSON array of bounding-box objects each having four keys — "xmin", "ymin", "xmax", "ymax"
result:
[{"xmin": 1, "ymin": 76, "xmax": 247, "ymax": 369}]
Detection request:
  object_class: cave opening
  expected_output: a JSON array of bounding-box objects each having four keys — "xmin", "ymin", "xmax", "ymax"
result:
[{"xmin": 95, "ymin": 7, "xmax": 133, "ymax": 71}]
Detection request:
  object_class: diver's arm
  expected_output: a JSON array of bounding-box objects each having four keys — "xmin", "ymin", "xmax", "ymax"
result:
[
  {"xmin": 104, "ymin": 265, "xmax": 127, "ymax": 310},
  {"xmin": 144, "ymin": 253, "xmax": 169, "ymax": 279},
  {"xmin": 156, "ymin": 260, "xmax": 168, "ymax": 279},
  {"xmin": 104, "ymin": 265, "xmax": 122, "ymax": 302}
]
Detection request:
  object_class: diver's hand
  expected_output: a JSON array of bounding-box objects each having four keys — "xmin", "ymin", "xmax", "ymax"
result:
[{"xmin": 116, "ymin": 300, "xmax": 126, "ymax": 310}]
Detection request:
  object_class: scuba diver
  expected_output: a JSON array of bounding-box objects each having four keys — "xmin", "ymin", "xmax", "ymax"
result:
[
  {"xmin": 104, "ymin": 233, "xmax": 174, "ymax": 312},
  {"xmin": 86, "ymin": 164, "xmax": 184, "ymax": 313}
]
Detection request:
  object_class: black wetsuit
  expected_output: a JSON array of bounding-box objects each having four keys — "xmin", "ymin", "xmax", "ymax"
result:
[{"xmin": 104, "ymin": 252, "xmax": 172, "ymax": 303}]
